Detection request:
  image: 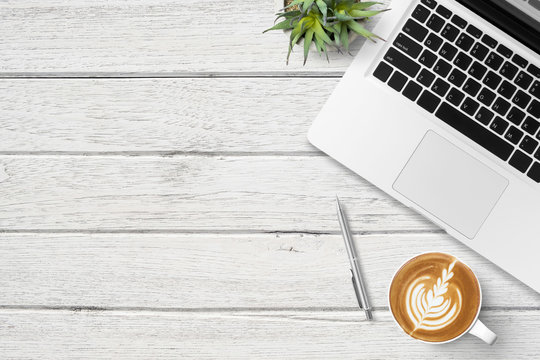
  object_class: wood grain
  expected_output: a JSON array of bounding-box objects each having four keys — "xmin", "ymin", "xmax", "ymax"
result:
[
  {"xmin": 0, "ymin": 78, "xmax": 336, "ymax": 153},
  {"xmin": 0, "ymin": 155, "xmax": 435, "ymax": 232},
  {"xmin": 0, "ymin": 0, "xmax": 389, "ymax": 75},
  {"xmin": 0, "ymin": 233, "xmax": 537, "ymax": 308},
  {"xmin": 0, "ymin": 309, "xmax": 537, "ymax": 359}
]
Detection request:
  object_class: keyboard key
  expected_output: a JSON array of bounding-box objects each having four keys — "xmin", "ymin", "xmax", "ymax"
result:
[
  {"xmin": 441, "ymin": 23, "xmax": 460, "ymax": 41},
  {"xmin": 528, "ymin": 64, "xmax": 540, "ymax": 78},
  {"xmin": 527, "ymin": 99, "xmax": 540, "ymax": 118},
  {"xmin": 451, "ymin": 14, "xmax": 467, "ymax": 29},
  {"xmin": 475, "ymin": 107, "xmax": 494, "ymax": 125},
  {"xmin": 466, "ymin": 24, "xmax": 482, "ymax": 39},
  {"xmin": 432, "ymin": 78, "xmax": 450, "ymax": 96},
  {"xmin": 483, "ymin": 71, "xmax": 502, "ymax": 90},
  {"xmin": 527, "ymin": 162, "xmax": 540, "ymax": 183},
  {"xmin": 448, "ymin": 68, "xmax": 467, "ymax": 87},
  {"xmin": 419, "ymin": 49, "xmax": 438, "ymax": 68},
  {"xmin": 468, "ymin": 61, "xmax": 487, "ymax": 80},
  {"xmin": 530, "ymin": 81, "xmax": 539, "ymax": 99},
  {"xmin": 394, "ymin": 33, "xmax": 423, "ymax": 59},
  {"xmin": 421, "ymin": 0, "xmax": 437, "ymax": 9},
  {"xmin": 388, "ymin": 71, "xmax": 408, "ymax": 91},
  {"xmin": 490, "ymin": 116, "xmax": 509, "ymax": 135},
  {"xmin": 497, "ymin": 80, "xmax": 517, "ymax": 99},
  {"xmin": 426, "ymin": 14, "xmax": 445, "ymax": 32},
  {"xmin": 403, "ymin": 80, "xmax": 423, "ymax": 101},
  {"xmin": 417, "ymin": 90, "xmax": 441, "ymax": 113},
  {"xmin": 520, "ymin": 136, "xmax": 539, "ymax": 154},
  {"xmin": 486, "ymin": 52, "xmax": 504, "ymax": 71},
  {"xmin": 507, "ymin": 107, "xmax": 526, "ymax": 125},
  {"xmin": 402, "ymin": 19, "xmax": 429, "ymax": 42},
  {"xmin": 536, "ymin": 148, "xmax": 540, "ymax": 159},
  {"xmin": 433, "ymin": 59, "xmax": 452, "ymax": 77},
  {"xmin": 470, "ymin": 43, "xmax": 489, "ymax": 61},
  {"xmin": 481, "ymin": 34, "xmax": 498, "ymax": 48},
  {"xmin": 436, "ymin": 5, "xmax": 452, "ymax": 19},
  {"xmin": 522, "ymin": 116, "xmax": 540, "ymax": 135},
  {"xmin": 439, "ymin": 42, "xmax": 458, "ymax": 61},
  {"xmin": 384, "ymin": 48, "xmax": 421, "ymax": 77},
  {"xmin": 456, "ymin": 33, "xmax": 474, "ymax": 51},
  {"xmin": 453, "ymin": 52, "xmax": 472, "ymax": 71},
  {"xmin": 446, "ymin": 87, "xmax": 465, "ymax": 106},
  {"xmin": 435, "ymin": 103, "xmax": 514, "ymax": 160},
  {"xmin": 463, "ymin": 78, "xmax": 481, "ymax": 96},
  {"xmin": 504, "ymin": 126, "xmax": 524, "ymax": 145},
  {"xmin": 417, "ymin": 68, "xmax": 436, "ymax": 87},
  {"xmin": 512, "ymin": 90, "xmax": 532, "ymax": 109},
  {"xmin": 509, "ymin": 150, "xmax": 533, "ymax": 173},
  {"xmin": 478, "ymin": 88, "xmax": 496, "ymax": 106},
  {"xmin": 515, "ymin": 71, "xmax": 533, "ymax": 90},
  {"xmin": 500, "ymin": 62, "xmax": 519, "ymax": 80},
  {"xmin": 461, "ymin": 97, "xmax": 480, "ymax": 116},
  {"xmin": 493, "ymin": 97, "xmax": 511, "ymax": 116},
  {"xmin": 424, "ymin": 33, "xmax": 443, "ymax": 52},
  {"xmin": 496, "ymin": 44, "xmax": 513, "ymax": 58},
  {"xmin": 412, "ymin": 4, "xmax": 431, "ymax": 23},
  {"xmin": 512, "ymin": 54, "xmax": 528, "ymax": 68}
]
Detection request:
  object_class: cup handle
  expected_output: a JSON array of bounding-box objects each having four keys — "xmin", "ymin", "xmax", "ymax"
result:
[{"xmin": 469, "ymin": 319, "xmax": 497, "ymax": 345}]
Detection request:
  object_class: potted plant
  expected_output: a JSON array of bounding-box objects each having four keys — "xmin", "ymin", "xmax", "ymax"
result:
[{"xmin": 264, "ymin": 0, "xmax": 389, "ymax": 64}]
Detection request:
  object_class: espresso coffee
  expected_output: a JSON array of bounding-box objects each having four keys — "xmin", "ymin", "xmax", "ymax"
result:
[{"xmin": 389, "ymin": 253, "xmax": 481, "ymax": 343}]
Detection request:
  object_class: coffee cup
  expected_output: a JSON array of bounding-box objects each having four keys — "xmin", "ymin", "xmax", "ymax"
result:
[{"xmin": 388, "ymin": 252, "xmax": 497, "ymax": 345}]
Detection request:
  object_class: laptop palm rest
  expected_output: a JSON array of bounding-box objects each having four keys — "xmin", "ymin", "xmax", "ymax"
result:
[{"xmin": 393, "ymin": 131, "xmax": 509, "ymax": 239}]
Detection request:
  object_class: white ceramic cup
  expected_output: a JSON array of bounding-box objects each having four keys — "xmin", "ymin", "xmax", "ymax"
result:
[{"xmin": 388, "ymin": 252, "xmax": 497, "ymax": 345}]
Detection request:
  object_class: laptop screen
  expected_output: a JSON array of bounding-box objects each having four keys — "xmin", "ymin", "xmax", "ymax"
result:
[{"xmin": 455, "ymin": 0, "xmax": 540, "ymax": 54}]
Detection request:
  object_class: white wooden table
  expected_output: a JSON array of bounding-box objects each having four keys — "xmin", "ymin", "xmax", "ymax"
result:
[{"xmin": 0, "ymin": 1, "xmax": 539, "ymax": 358}]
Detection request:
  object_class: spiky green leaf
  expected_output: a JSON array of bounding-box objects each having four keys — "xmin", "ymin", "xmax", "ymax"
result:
[
  {"xmin": 350, "ymin": 9, "xmax": 389, "ymax": 18},
  {"xmin": 340, "ymin": 22, "xmax": 349, "ymax": 52},
  {"xmin": 351, "ymin": 2, "xmax": 383, "ymax": 10},
  {"xmin": 275, "ymin": 10, "xmax": 302, "ymax": 22},
  {"xmin": 303, "ymin": 29, "xmax": 314, "ymax": 65},
  {"xmin": 316, "ymin": 0, "xmax": 328, "ymax": 21},
  {"xmin": 287, "ymin": 30, "xmax": 305, "ymax": 65},
  {"xmin": 346, "ymin": 20, "xmax": 383, "ymax": 42},
  {"xmin": 263, "ymin": 18, "xmax": 296, "ymax": 33},
  {"xmin": 312, "ymin": 20, "xmax": 333, "ymax": 44},
  {"xmin": 303, "ymin": 0, "xmax": 315, "ymax": 12}
]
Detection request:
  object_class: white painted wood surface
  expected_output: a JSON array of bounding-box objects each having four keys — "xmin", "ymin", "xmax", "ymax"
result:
[
  {"xmin": 0, "ymin": 156, "xmax": 434, "ymax": 232},
  {"xmin": 0, "ymin": 310, "xmax": 538, "ymax": 359},
  {"xmin": 0, "ymin": 233, "xmax": 537, "ymax": 308},
  {"xmin": 0, "ymin": 0, "xmax": 538, "ymax": 358},
  {"xmin": 0, "ymin": 0, "xmax": 388, "ymax": 75}
]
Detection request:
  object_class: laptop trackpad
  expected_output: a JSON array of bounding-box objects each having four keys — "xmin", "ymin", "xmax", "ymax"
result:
[{"xmin": 393, "ymin": 131, "xmax": 508, "ymax": 239}]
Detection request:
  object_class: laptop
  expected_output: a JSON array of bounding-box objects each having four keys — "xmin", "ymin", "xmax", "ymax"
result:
[{"xmin": 308, "ymin": 0, "xmax": 540, "ymax": 292}]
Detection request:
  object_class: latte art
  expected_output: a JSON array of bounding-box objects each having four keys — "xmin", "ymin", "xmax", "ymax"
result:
[
  {"xmin": 405, "ymin": 261, "xmax": 462, "ymax": 332},
  {"xmin": 389, "ymin": 253, "xmax": 481, "ymax": 343}
]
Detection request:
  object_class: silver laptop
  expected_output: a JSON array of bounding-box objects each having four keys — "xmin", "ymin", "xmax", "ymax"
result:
[{"xmin": 308, "ymin": 0, "xmax": 540, "ymax": 292}]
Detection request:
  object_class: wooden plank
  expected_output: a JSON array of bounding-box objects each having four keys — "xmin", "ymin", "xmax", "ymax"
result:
[
  {"xmin": 0, "ymin": 155, "xmax": 435, "ymax": 232},
  {"xmin": 0, "ymin": 78, "xmax": 336, "ymax": 153},
  {"xmin": 0, "ymin": 233, "xmax": 537, "ymax": 308},
  {"xmin": 0, "ymin": 309, "xmax": 537, "ymax": 359},
  {"xmin": 0, "ymin": 0, "xmax": 389, "ymax": 74}
]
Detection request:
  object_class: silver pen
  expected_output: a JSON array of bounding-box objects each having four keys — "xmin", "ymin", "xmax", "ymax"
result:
[{"xmin": 336, "ymin": 195, "xmax": 373, "ymax": 321}]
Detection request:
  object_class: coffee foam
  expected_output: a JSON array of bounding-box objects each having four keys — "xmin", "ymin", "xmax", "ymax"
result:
[{"xmin": 389, "ymin": 253, "xmax": 481, "ymax": 342}]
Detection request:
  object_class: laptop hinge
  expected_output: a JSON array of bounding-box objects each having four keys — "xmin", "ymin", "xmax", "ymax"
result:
[{"xmin": 454, "ymin": 0, "xmax": 540, "ymax": 55}]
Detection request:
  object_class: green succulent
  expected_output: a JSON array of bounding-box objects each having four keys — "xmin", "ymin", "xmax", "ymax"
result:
[{"xmin": 264, "ymin": 0, "xmax": 389, "ymax": 65}]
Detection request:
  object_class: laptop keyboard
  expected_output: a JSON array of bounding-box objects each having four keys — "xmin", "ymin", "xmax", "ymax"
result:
[{"xmin": 373, "ymin": 0, "xmax": 540, "ymax": 183}]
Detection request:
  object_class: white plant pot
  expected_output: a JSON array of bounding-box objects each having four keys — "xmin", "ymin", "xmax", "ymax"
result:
[{"xmin": 273, "ymin": 0, "xmax": 358, "ymax": 51}]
